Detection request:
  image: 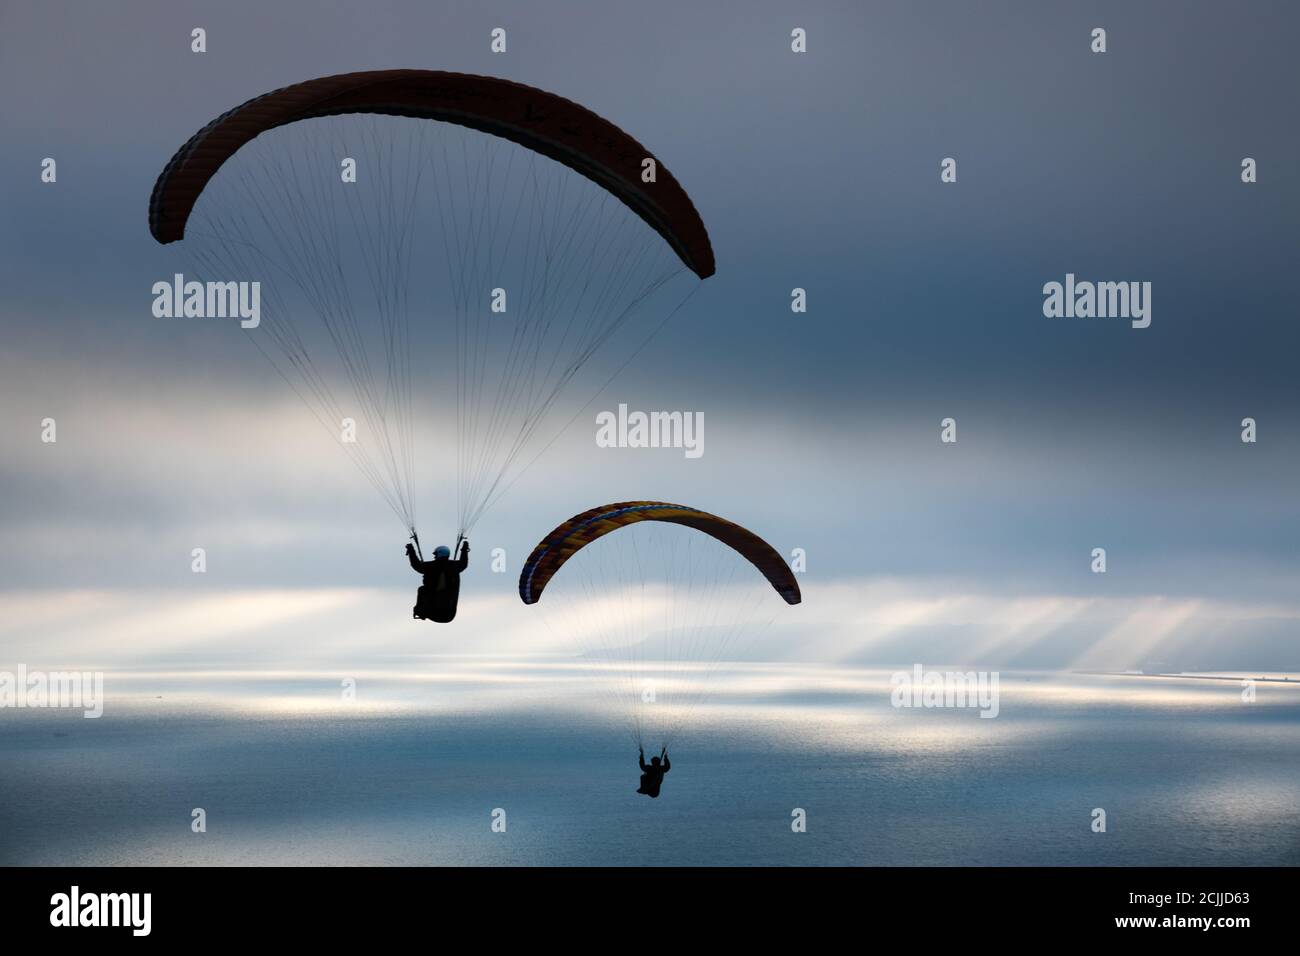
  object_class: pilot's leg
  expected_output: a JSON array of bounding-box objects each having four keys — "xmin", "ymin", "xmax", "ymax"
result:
[{"xmin": 414, "ymin": 586, "xmax": 430, "ymax": 620}]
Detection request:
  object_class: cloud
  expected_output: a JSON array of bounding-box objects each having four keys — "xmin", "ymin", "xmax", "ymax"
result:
[
  {"xmin": 4, "ymin": 0, "xmax": 1300, "ymax": 671},
  {"xmin": 3, "ymin": 575, "xmax": 1296, "ymax": 673}
]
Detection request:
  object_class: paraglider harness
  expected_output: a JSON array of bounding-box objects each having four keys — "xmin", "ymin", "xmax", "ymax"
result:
[{"xmin": 410, "ymin": 531, "xmax": 467, "ymax": 623}]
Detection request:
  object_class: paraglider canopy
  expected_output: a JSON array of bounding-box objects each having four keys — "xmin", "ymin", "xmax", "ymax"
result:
[
  {"xmin": 149, "ymin": 69, "xmax": 715, "ymax": 279},
  {"xmin": 519, "ymin": 501, "xmax": 802, "ymax": 605}
]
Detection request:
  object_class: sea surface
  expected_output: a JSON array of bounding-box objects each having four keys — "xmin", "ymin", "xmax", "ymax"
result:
[{"xmin": 1, "ymin": 661, "xmax": 1297, "ymax": 866}]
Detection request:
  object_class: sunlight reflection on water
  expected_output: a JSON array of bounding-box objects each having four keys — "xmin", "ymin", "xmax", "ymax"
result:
[{"xmin": 1, "ymin": 661, "xmax": 1297, "ymax": 865}]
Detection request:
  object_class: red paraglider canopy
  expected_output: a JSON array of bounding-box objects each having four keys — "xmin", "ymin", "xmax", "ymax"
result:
[{"xmin": 148, "ymin": 69, "xmax": 715, "ymax": 279}]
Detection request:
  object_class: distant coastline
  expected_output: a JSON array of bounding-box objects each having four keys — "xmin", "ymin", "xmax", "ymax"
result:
[{"xmin": 1076, "ymin": 670, "xmax": 1298, "ymax": 684}]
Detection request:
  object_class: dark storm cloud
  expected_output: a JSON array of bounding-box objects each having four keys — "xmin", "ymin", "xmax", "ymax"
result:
[{"xmin": 5, "ymin": 0, "xmax": 1297, "ymax": 401}]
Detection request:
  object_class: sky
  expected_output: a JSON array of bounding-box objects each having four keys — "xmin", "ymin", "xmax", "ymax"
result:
[{"xmin": 1, "ymin": 0, "xmax": 1298, "ymax": 673}]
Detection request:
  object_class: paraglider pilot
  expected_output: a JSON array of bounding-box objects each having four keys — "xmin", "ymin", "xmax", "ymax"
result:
[
  {"xmin": 407, "ymin": 539, "xmax": 469, "ymax": 623},
  {"xmin": 637, "ymin": 746, "xmax": 671, "ymax": 798}
]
